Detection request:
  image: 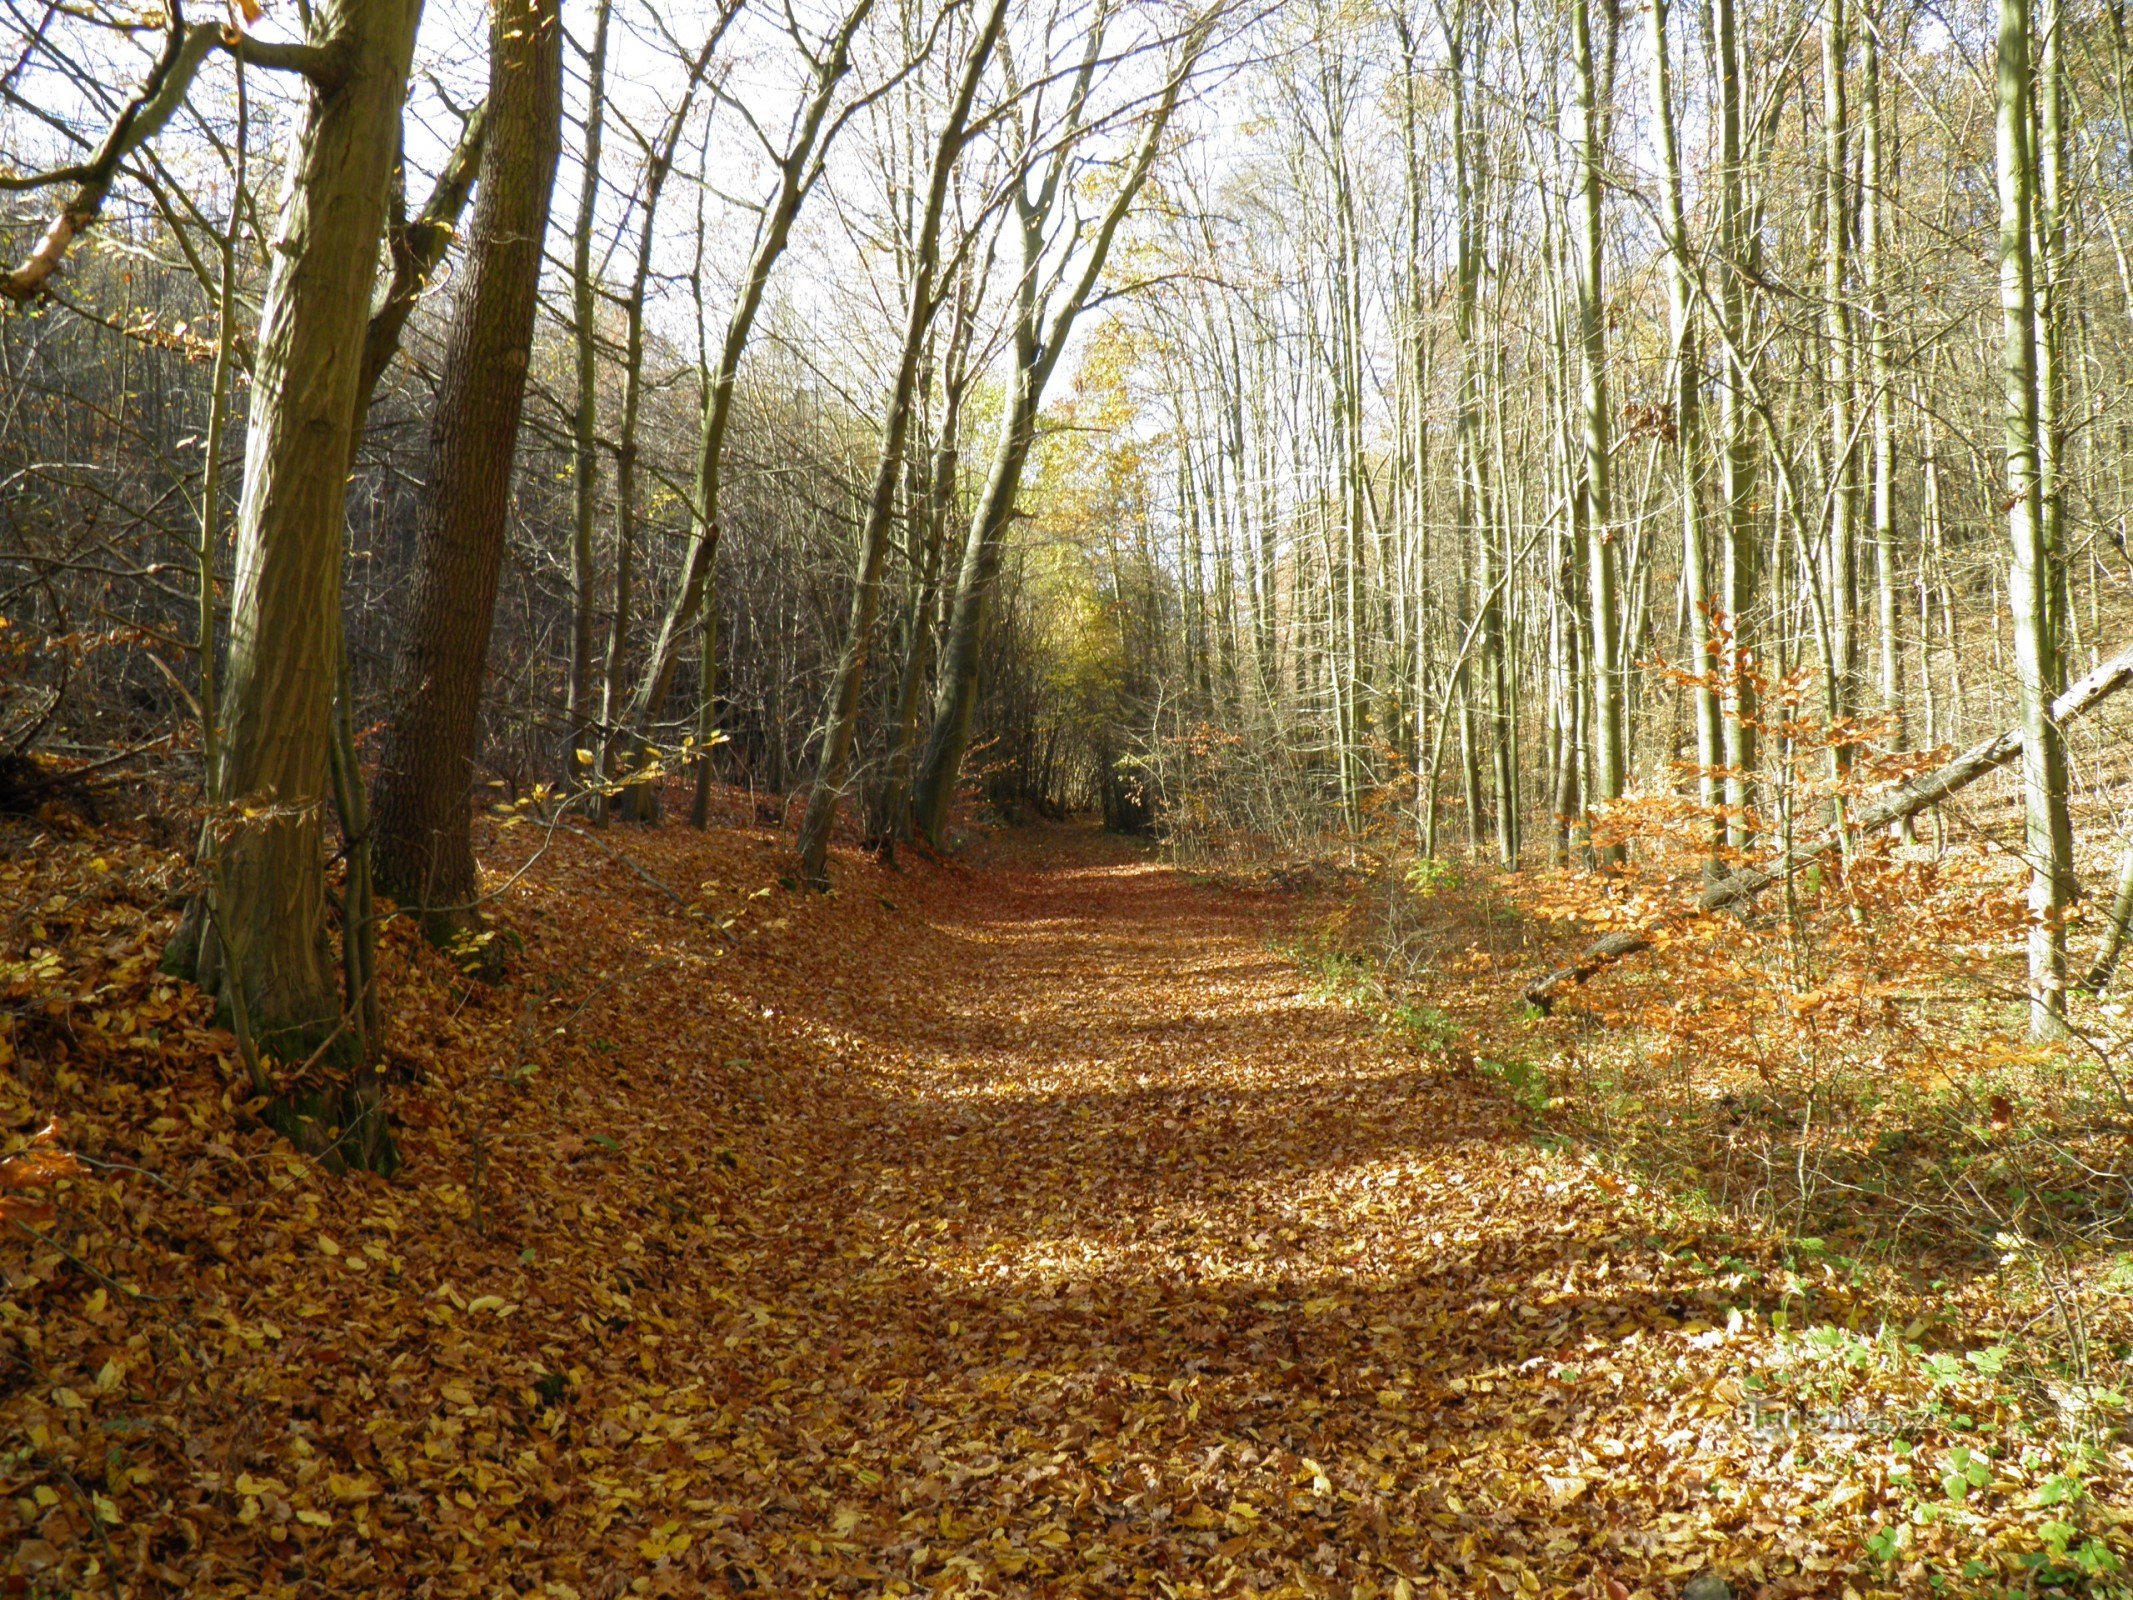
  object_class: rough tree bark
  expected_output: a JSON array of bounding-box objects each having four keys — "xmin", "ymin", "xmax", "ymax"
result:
[
  {"xmin": 369, "ymin": 0, "xmax": 563, "ymax": 951},
  {"xmin": 164, "ymin": 0, "xmax": 426, "ymax": 1064}
]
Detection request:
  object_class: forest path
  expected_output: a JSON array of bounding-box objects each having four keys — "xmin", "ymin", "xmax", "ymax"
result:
[
  {"xmin": 672, "ymin": 822, "xmax": 1799, "ymax": 1596},
  {"xmin": 5, "ymin": 815, "xmax": 1872, "ymax": 1599}
]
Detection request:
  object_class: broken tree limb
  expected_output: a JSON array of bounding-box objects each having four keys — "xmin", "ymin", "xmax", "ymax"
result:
[{"xmin": 1525, "ymin": 644, "xmax": 2133, "ymax": 1014}]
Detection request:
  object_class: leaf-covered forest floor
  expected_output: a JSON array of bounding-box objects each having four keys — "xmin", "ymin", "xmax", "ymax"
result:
[{"xmin": 4, "ymin": 805, "xmax": 2129, "ymax": 1597}]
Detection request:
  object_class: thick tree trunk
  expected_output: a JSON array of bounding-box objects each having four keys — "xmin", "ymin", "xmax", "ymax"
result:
[
  {"xmin": 167, "ymin": 0, "xmax": 426, "ymax": 1064},
  {"xmin": 370, "ymin": 0, "xmax": 562, "ymax": 950}
]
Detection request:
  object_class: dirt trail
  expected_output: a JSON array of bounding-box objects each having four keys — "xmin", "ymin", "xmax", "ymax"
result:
[
  {"xmin": 3, "ymin": 817, "xmax": 1923, "ymax": 1598},
  {"xmin": 667, "ymin": 824, "xmax": 1815, "ymax": 1597}
]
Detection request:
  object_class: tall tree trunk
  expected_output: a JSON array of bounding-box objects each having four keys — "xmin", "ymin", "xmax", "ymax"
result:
[
  {"xmin": 1649, "ymin": 0, "xmax": 1719, "ymax": 867},
  {"xmin": 1996, "ymin": 0, "xmax": 2075, "ymax": 1035},
  {"xmin": 167, "ymin": 0, "xmax": 427, "ymax": 1068},
  {"xmin": 566, "ymin": 0, "xmax": 613, "ymax": 785},
  {"xmin": 1822, "ymin": 0, "xmax": 1858, "ymax": 753},
  {"xmin": 370, "ymin": 0, "xmax": 563, "ymax": 949},
  {"xmin": 602, "ymin": 32, "xmax": 721, "ymax": 820},
  {"xmin": 627, "ymin": 0, "xmax": 874, "ymax": 779},
  {"xmin": 2034, "ymin": 0, "xmax": 2069, "ymax": 675},
  {"xmin": 795, "ymin": 0, "xmax": 1007, "ymax": 885},
  {"xmin": 909, "ymin": 19, "xmax": 1211, "ymax": 846},
  {"xmin": 1572, "ymin": 0, "xmax": 1623, "ymax": 862},
  {"xmin": 1863, "ymin": 4, "xmax": 1904, "ymax": 789},
  {"xmin": 1716, "ymin": 0, "xmax": 1760, "ymax": 853}
]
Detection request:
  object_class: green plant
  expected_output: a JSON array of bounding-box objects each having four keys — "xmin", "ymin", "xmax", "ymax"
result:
[
  {"xmin": 1479, "ymin": 1055, "xmax": 1548, "ymax": 1115},
  {"xmin": 1389, "ymin": 1000, "xmax": 1460, "ymax": 1050},
  {"xmin": 1404, "ymin": 857, "xmax": 1462, "ymax": 899}
]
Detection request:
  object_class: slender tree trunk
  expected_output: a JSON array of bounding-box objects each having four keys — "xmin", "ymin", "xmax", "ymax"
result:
[
  {"xmin": 796, "ymin": 0, "xmax": 1006, "ymax": 885},
  {"xmin": 370, "ymin": 0, "xmax": 563, "ymax": 948},
  {"xmin": 1715, "ymin": 0, "xmax": 1760, "ymax": 855},
  {"xmin": 2035, "ymin": 0, "xmax": 2069, "ymax": 678},
  {"xmin": 1995, "ymin": 0, "xmax": 2075, "ymax": 1034},
  {"xmin": 601, "ymin": 29, "xmax": 724, "ymax": 822},
  {"xmin": 1572, "ymin": 0, "xmax": 1623, "ymax": 861},
  {"xmin": 1649, "ymin": 0, "xmax": 1719, "ymax": 867},
  {"xmin": 1863, "ymin": 4, "xmax": 1905, "ymax": 793},
  {"xmin": 1822, "ymin": 0, "xmax": 1858, "ymax": 752},
  {"xmin": 908, "ymin": 22, "xmax": 1208, "ymax": 845},
  {"xmin": 879, "ymin": 376, "xmax": 963, "ymax": 846},
  {"xmin": 628, "ymin": 0, "xmax": 873, "ymax": 769},
  {"xmin": 566, "ymin": 0, "xmax": 612, "ymax": 786},
  {"xmin": 2084, "ymin": 836, "xmax": 2133, "ymax": 993}
]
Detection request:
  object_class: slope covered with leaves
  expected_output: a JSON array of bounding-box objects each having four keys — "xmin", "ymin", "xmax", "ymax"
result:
[{"xmin": 3, "ymin": 810, "xmax": 2126, "ymax": 1596}]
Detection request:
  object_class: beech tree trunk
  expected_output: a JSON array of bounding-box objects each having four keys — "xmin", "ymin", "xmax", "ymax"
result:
[
  {"xmin": 565, "ymin": 0, "xmax": 614, "ymax": 785},
  {"xmin": 1996, "ymin": 0, "xmax": 2076, "ymax": 1035},
  {"xmin": 167, "ymin": 0, "xmax": 426, "ymax": 1062},
  {"xmin": 1572, "ymin": 0, "xmax": 1623, "ymax": 860},
  {"xmin": 1648, "ymin": 0, "xmax": 1718, "ymax": 862},
  {"xmin": 909, "ymin": 21, "xmax": 1208, "ymax": 846},
  {"xmin": 796, "ymin": 0, "xmax": 1007, "ymax": 886},
  {"xmin": 370, "ymin": 0, "xmax": 563, "ymax": 948},
  {"xmin": 626, "ymin": 0, "xmax": 874, "ymax": 773},
  {"xmin": 1715, "ymin": 0, "xmax": 1760, "ymax": 854}
]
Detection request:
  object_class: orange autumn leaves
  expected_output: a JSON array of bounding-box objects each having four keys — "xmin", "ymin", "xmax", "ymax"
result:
[
  {"xmin": 0, "ymin": 1120, "xmax": 81, "ymax": 1225},
  {"xmin": 3, "ymin": 801, "xmax": 2125, "ymax": 1597}
]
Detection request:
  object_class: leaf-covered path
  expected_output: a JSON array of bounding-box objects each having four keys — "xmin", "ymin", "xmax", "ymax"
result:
[
  {"xmin": 611, "ymin": 823, "xmax": 1841, "ymax": 1597},
  {"xmin": 7, "ymin": 817, "xmax": 2017, "ymax": 1597}
]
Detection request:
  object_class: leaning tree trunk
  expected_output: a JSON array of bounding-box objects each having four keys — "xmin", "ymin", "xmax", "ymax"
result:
[
  {"xmin": 2085, "ymin": 835, "xmax": 2133, "ymax": 994},
  {"xmin": 626, "ymin": 0, "xmax": 873, "ymax": 779},
  {"xmin": 370, "ymin": 0, "xmax": 562, "ymax": 952},
  {"xmin": 795, "ymin": 0, "xmax": 1007, "ymax": 886},
  {"xmin": 166, "ymin": 0, "xmax": 426, "ymax": 1072},
  {"xmin": 907, "ymin": 19, "xmax": 1208, "ymax": 846},
  {"xmin": 909, "ymin": 350, "xmax": 1042, "ymax": 847}
]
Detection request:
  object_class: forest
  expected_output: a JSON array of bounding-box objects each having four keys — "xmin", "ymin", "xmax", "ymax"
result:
[{"xmin": 6, "ymin": 0, "xmax": 2133, "ymax": 1588}]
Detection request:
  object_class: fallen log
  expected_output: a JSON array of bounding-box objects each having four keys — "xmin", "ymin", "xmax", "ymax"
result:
[{"xmin": 1525, "ymin": 645, "xmax": 2133, "ymax": 1013}]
